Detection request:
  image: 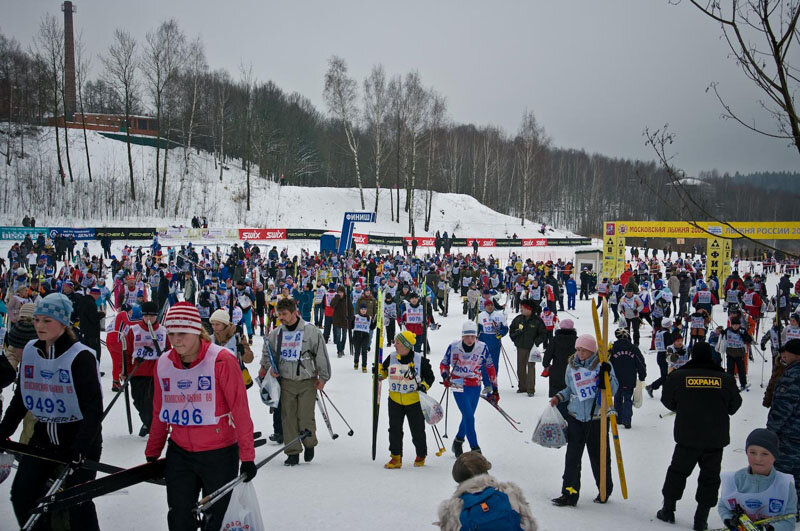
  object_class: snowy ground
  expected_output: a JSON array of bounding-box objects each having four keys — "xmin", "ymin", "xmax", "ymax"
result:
[{"xmin": 0, "ymin": 240, "xmax": 783, "ymax": 530}]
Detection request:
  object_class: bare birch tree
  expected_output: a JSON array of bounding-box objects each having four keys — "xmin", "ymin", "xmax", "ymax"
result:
[
  {"xmin": 424, "ymin": 91, "xmax": 446, "ymax": 231},
  {"xmin": 174, "ymin": 37, "xmax": 206, "ymax": 216},
  {"xmin": 74, "ymin": 33, "xmax": 92, "ymax": 182},
  {"xmin": 34, "ymin": 15, "xmax": 66, "ymax": 186},
  {"xmin": 680, "ymin": 0, "xmax": 800, "ymax": 156},
  {"xmin": 363, "ymin": 63, "xmax": 389, "ymax": 215},
  {"xmin": 143, "ymin": 19, "xmax": 185, "ymax": 208},
  {"xmin": 102, "ymin": 29, "xmax": 138, "ymax": 201},
  {"xmin": 515, "ymin": 110, "xmax": 549, "ymax": 226},
  {"xmin": 324, "ymin": 55, "xmax": 365, "ymax": 208},
  {"xmin": 402, "ymin": 72, "xmax": 429, "ymax": 236}
]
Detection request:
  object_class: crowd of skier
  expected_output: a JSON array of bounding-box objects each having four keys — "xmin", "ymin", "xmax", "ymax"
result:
[{"xmin": 1, "ymin": 229, "xmax": 799, "ymax": 530}]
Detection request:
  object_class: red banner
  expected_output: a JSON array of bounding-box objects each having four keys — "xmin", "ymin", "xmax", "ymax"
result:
[
  {"xmin": 353, "ymin": 233, "xmax": 369, "ymax": 245},
  {"xmin": 404, "ymin": 237, "xmax": 436, "ymax": 246},
  {"xmin": 238, "ymin": 228, "xmax": 287, "ymax": 240},
  {"xmin": 466, "ymin": 238, "xmax": 497, "ymax": 247},
  {"xmin": 521, "ymin": 238, "xmax": 547, "ymax": 247}
]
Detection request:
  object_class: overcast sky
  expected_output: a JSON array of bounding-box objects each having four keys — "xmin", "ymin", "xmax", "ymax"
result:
[{"xmin": 4, "ymin": 0, "xmax": 798, "ymax": 175}]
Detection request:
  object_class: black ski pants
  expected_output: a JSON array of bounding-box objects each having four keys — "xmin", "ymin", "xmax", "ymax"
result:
[
  {"xmin": 561, "ymin": 415, "xmax": 613, "ymax": 500},
  {"xmin": 388, "ymin": 399, "xmax": 427, "ymax": 458},
  {"xmin": 11, "ymin": 438, "xmax": 102, "ymax": 530},
  {"xmin": 165, "ymin": 441, "xmax": 239, "ymax": 531},
  {"xmin": 131, "ymin": 375, "xmax": 154, "ymax": 428},
  {"xmin": 662, "ymin": 444, "xmax": 722, "ymax": 508}
]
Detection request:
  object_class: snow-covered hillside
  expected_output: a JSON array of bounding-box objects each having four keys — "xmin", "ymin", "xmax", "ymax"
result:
[{"xmin": 0, "ymin": 126, "xmax": 580, "ymax": 240}]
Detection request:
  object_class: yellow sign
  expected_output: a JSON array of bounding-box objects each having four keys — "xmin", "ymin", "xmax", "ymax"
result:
[
  {"xmin": 605, "ymin": 221, "xmax": 800, "ymax": 240},
  {"xmin": 602, "ymin": 222, "xmax": 617, "ymax": 279},
  {"xmin": 615, "ymin": 237, "xmax": 626, "ymax": 278},
  {"xmin": 722, "ymin": 239, "xmax": 732, "ymax": 280},
  {"xmin": 706, "ymin": 237, "xmax": 723, "ymax": 281}
]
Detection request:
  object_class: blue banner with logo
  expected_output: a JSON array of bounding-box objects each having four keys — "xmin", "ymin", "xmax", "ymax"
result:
[
  {"xmin": 48, "ymin": 227, "xmax": 96, "ymax": 240},
  {"xmin": 0, "ymin": 227, "xmax": 50, "ymax": 240}
]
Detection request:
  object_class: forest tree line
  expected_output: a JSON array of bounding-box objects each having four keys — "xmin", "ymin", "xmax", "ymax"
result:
[{"xmin": 1, "ymin": 18, "xmax": 797, "ymax": 238}]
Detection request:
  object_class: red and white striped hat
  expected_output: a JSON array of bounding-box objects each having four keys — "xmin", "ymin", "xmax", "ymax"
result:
[{"xmin": 164, "ymin": 302, "xmax": 203, "ymax": 335}]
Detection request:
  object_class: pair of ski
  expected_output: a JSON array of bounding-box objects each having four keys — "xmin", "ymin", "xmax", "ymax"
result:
[
  {"xmin": 481, "ymin": 395, "xmax": 522, "ymax": 433},
  {"xmin": 21, "ymin": 432, "xmax": 270, "ymax": 514}
]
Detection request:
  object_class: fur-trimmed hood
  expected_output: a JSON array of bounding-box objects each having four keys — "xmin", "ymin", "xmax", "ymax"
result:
[{"xmin": 435, "ymin": 473, "xmax": 537, "ymax": 531}]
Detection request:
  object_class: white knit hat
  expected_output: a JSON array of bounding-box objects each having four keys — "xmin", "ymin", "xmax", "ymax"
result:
[
  {"xmin": 164, "ymin": 302, "xmax": 203, "ymax": 335},
  {"xmin": 209, "ymin": 309, "xmax": 231, "ymax": 325}
]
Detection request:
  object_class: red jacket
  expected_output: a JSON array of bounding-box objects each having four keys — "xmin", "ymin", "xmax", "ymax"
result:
[
  {"xmin": 107, "ymin": 312, "xmax": 130, "ymax": 356},
  {"xmin": 145, "ymin": 341, "xmax": 255, "ymax": 462},
  {"xmin": 124, "ymin": 322, "xmax": 170, "ymax": 378}
]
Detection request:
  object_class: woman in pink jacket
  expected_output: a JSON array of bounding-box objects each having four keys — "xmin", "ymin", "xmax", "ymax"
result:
[{"xmin": 145, "ymin": 302, "xmax": 256, "ymax": 531}]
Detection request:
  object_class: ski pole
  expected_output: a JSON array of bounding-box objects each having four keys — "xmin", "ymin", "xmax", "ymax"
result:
[
  {"xmin": 500, "ymin": 344, "xmax": 519, "ymax": 386},
  {"xmin": 23, "ymin": 464, "xmax": 74, "ymax": 530},
  {"xmin": 431, "ymin": 424, "xmax": 445, "ymax": 456},
  {"xmin": 316, "ymin": 391, "xmax": 338, "ymax": 440},
  {"xmin": 320, "ymin": 389, "xmax": 354, "ymax": 436},
  {"xmin": 481, "ymin": 396, "xmax": 522, "ymax": 432},
  {"xmin": 659, "ymin": 411, "xmax": 676, "ymax": 419},
  {"xmin": 101, "ymin": 361, "xmax": 142, "ymax": 422},
  {"xmin": 194, "ymin": 429, "xmax": 312, "ymax": 516},
  {"xmin": 439, "ymin": 388, "xmax": 449, "ymax": 439}
]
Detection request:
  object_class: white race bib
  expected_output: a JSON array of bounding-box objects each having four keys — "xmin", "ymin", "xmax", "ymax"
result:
[
  {"xmin": 573, "ymin": 367, "xmax": 599, "ymax": 402},
  {"xmin": 157, "ymin": 344, "xmax": 223, "ymax": 426},
  {"xmin": 280, "ymin": 329, "xmax": 304, "ymax": 361}
]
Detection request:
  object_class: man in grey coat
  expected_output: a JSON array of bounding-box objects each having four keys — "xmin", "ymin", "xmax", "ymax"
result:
[{"xmin": 260, "ymin": 297, "xmax": 331, "ymax": 466}]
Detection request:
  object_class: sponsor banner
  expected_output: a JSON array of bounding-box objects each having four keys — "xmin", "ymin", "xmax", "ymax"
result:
[
  {"xmin": 95, "ymin": 228, "xmax": 155, "ymax": 240},
  {"xmin": 465, "ymin": 238, "xmax": 497, "ymax": 248},
  {"xmin": 238, "ymin": 228, "xmax": 287, "ymax": 241},
  {"xmin": 610, "ymin": 221, "xmax": 800, "ymax": 240},
  {"xmin": 49, "ymin": 227, "xmax": 95, "ymax": 240},
  {"xmin": 451, "ymin": 238, "xmax": 468, "ymax": 246},
  {"xmin": 521, "ymin": 238, "xmax": 547, "ymax": 247},
  {"xmin": 367, "ymin": 235, "xmax": 404, "ymax": 246},
  {"xmin": 404, "ymin": 237, "xmax": 437, "ymax": 247},
  {"xmin": 0, "ymin": 227, "xmax": 49, "ymax": 240},
  {"xmin": 285, "ymin": 229, "xmax": 327, "ymax": 240},
  {"xmin": 548, "ymin": 238, "xmax": 591, "ymax": 246},
  {"xmin": 353, "ymin": 233, "xmax": 369, "ymax": 245}
]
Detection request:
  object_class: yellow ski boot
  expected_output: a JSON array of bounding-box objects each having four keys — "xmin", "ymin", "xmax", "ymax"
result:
[
  {"xmin": 384, "ymin": 454, "xmax": 402, "ymax": 469},
  {"xmin": 413, "ymin": 456, "xmax": 425, "ymax": 467}
]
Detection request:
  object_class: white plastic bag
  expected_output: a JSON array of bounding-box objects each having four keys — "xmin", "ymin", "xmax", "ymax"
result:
[
  {"xmin": 419, "ymin": 391, "xmax": 444, "ymax": 425},
  {"xmin": 531, "ymin": 405, "xmax": 568, "ymax": 449},
  {"xmin": 633, "ymin": 380, "xmax": 644, "ymax": 409},
  {"xmin": 255, "ymin": 373, "xmax": 280, "ymax": 409},
  {"xmin": 219, "ymin": 481, "xmax": 265, "ymax": 531},
  {"xmin": 528, "ymin": 346, "xmax": 542, "ymax": 363},
  {"xmin": 0, "ymin": 453, "xmax": 14, "ymax": 484}
]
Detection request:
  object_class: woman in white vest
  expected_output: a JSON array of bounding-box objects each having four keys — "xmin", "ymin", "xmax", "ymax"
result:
[
  {"xmin": 209, "ymin": 309, "xmax": 254, "ymax": 365},
  {"xmin": 145, "ymin": 302, "xmax": 256, "ymax": 531},
  {"xmin": 717, "ymin": 429, "xmax": 797, "ymax": 530},
  {"xmin": 0, "ymin": 292, "xmax": 103, "ymax": 529}
]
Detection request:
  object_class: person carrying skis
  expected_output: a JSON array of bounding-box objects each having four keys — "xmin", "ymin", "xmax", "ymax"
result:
[
  {"xmin": 400, "ymin": 291, "xmax": 428, "ymax": 353},
  {"xmin": 441, "ymin": 322, "xmax": 498, "ymax": 457},
  {"xmin": 259, "ymin": 297, "xmax": 330, "ymax": 466},
  {"xmin": 378, "ymin": 330, "xmax": 435, "ymax": 468},
  {"xmin": 125, "ymin": 301, "xmax": 170, "ymax": 437},
  {"xmin": 549, "ymin": 334, "xmax": 617, "ymax": 506},
  {"xmin": 477, "ymin": 298, "xmax": 508, "ymax": 395},
  {"xmin": 721, "ymin": 317, "xmax": 753, "ymax": 391},
  {"xmin": 656, "ymin": 342, "xmax": 742, "ymax": 531},
  {"xmin": 0, "ymin": 293, "xmax": 103, "ymax": 529},
  {"xmin": 352, "ymin": 301, "xmax": 375, "ymax": 372},
  {"xmin": 717, "ymin": 428, "xmax": 797, "ymax": 531},
  {"xmin": 145, "ymin": 302, "xmax": 256, "ymax": 531},
  {"xmin": 646, "ymin": 317, "xmax": 674, "ymax": 398}
]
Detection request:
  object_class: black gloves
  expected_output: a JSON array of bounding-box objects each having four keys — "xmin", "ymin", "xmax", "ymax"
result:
[
  {"xmin": 240, "ymin": 461, "xmax": 257, "ymax": 482},
  {"xmin": 598, "ymin": 362, "xmax": 611, "ymax": 389},
  {"xmin": 146, "ymin": 456, "xmax": 159, "ymax": 463}
]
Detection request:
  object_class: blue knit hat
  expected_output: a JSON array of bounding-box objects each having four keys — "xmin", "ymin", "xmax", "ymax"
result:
[{"xmin": 33, "ymin": 293, "xmax": 73, "ymax": 326}]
